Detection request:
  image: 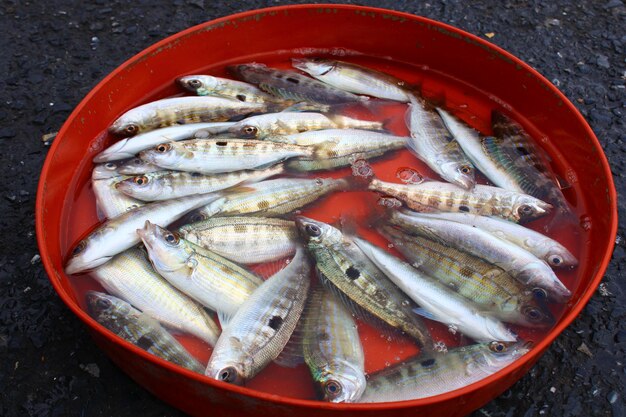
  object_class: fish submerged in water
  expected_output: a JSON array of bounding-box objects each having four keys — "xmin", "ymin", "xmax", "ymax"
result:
[
  {"xmin": 303, "ymin": 288, "xmax": 366, "ymax": 403},
  {"xmin": 205, "ymin": 248, "xmax": 311, "ymax": 385},
  {"xmin": 92, "ymin": 162, "xmax": 144, "ymax": 220},
  {"xmin": 109, "ymin": 96, "xmax": 266, "ymax": 136},
  {"xmin": 139, "ymin": 139, "xmax": 313, "ymax": 174},
  {"xmin": 360, "ymin": 341, "xmax": 531, "ymax": 402},
  {"xmin": 292, "ymin": 58, "xmax": 411, "ymax": 102},
  {"xmin": 230, "ymin": 63, "xmax": 368, "ymax": 105},
  {"xmin": 295, "ymin": 216, "xmax": 432, "ymax": 346},
  {"xmin": 86, "ymin": 291, "xmax": 205, "ymax": 373},
  {"xmin": 178, "ymin": 74, "xmax": 284, "ymax": 103}
]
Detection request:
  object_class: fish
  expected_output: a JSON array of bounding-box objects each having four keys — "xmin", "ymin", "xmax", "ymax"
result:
[
  {"xmin": 94, "ymin": 122, "xmax": 235, "ymax": 162},
  {"xmin": 86, "ymin": 291, "xmax": 205, "ymax": 373},
  {"xmin": 266, "ymin": 129, "xmax": 407, "ymax": 172},
  {"xmin": 405, "ymin": 95, "xmax": 475, "ymax": 189},
  {"xmin": 295, "ymin": 216, "xmax": 432, "ymax": 346},
  {"xmin": 413, "ymin": 211, "xmax": 578, "ymax": 268},
  {"xmin": 88, "ymin": 248, "xmax": 220, "ymax": 345},
  {"xmin": 388, "ymin": 210, "xmax": 571, "ymax": 302},
  {"xmin": 137, "ymin": 221, "xmax": 263, "ymax": 323},
  {"xmin": 139, "ymin": 139, "xmax": 314, "ymax": 174},
  {"xmin": 360, "ymin": 341, "xmax": 531, "ymax": 402},
  {"xmin": 205, "ymin": 248, "xmax": 311, "ymax": 385},
  {"xmin": 354, "ymin": 237, "xmax": 517, "ymax": 342},
  {"xmin": 186, "ymin": 177, "xmax": 351, "ymax": 221},
  {"xmin": 436, "ymin": 108, "xmax": 524, "ymax": 193},
  {"xmin": 491, "ymin": 111, "xmax": 568, "ymax": 208},
  {"xmin": 65, "ymin": 192, "xmax": 226, "ymax": 274},
  {"xmin": 368, "ymin": 176, "xmax": 552, "ymax": 223},
  {"xmin": 229, "ymin": 63, "xmax": 367, "ymax": 105},
  {"xmin": 115, "ymin": 164, "xmax": 284, "ymax": 202},
  {"xmin": 178, "ymin": 74, "xmax": 285, "ymax": 103},
  {"xmin": 108, "ymin": 96, "xmax": 267, "ymax": 136},
  {"xmin": 178, "ymin": 217, "xmax": 298, "ymax": 265},
  {"xmin": 92, "ymin": 162, "xmax": 144, "ymax": 219},
  {"xmin": 117, "ymin": 157, "xmax": 163, "ymax": 175},
  {"xmin": 303, "ymin": 287, "xmax": 366, "ymax": 403},
  {"xmin": 292, "ymin": 58, "xmax": 411, "ymax": 102},
  {"xmin": 226, "ymin": 112, "xmax": 384, "ymax": 139},
  {"xmin": 379, "ymin": 226, "xmax": 554, "ymax": 328}
]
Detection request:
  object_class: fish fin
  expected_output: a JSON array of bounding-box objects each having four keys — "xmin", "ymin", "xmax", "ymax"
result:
[
  {"xmin": 412, "ymin": 307, "xmax": 442, "ymax": 323},
  {"xmin": 277, "ymin": 101, "xmax": 331, "ymax": 113},
  {"xmin": 217, "ymin": 311, "xmax": 232, "ymax": 328},
  {"xmin": 273, "ymin": 313, "xmax": 306, "ymax": 368},
  {"xmin": 223, "ymin": 185, "xmax": 257, "ymax": 195},
  {"xmin": 339, "ymin": 213, "xmax": 360, "ymax": 237},
  {"xmin": 95, "ymin": 204, "xmax": 107, "ymax": 221}
]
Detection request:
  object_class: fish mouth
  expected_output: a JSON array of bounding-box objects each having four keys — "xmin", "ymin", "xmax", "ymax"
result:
[
  {"xmin": 175, "ymin": 76, "xmax": 195, "ymax": 92},
  {"xmin": 64, "ymin": 255, "xmax": 112, "ymax": 275},
  {"xmin": 453, "ymin": 174, "xmax": 476, "ymax": 191},
  {"xmin": 291, "ymin": 58, "xmax": 308, "ymax": 71},
  {"xmin": 93, "ymin": 139, "xmax": 132, "ymax": 163},
  {"xmin": 136, "ymin": 220, "xmax": 159, "ymax": 250}
]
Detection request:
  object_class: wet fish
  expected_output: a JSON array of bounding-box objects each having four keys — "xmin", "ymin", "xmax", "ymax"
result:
[
  {"xmin": 267, "ymin": 129, "xmax": 407, "ymax": 172},
  {"xmin": 94, "ymin": 122, "xmax": 235, "ymax": 162},
  {"xmin": 187, "ymin": 177, "xmax": 350, "ymax": 221},
  {"xmin": 292, "ymin": 58, "xmax": 411, "ymax": 102},
  {"xmin": 86, "ymin": 291, "xmax": 205, "ymax": 373},
  {"xmin": 295, "ymin": 216, "xmax": 431, "ymax": 346},
  {"xmin": 117, "ymin": 157, "xmax": 163, "ymax": 175},
  {"xmin": 178, "ymin": 74, "xmax": 284, "ymax": 103},
  {"xmin": 115, "ymin": 164, "xmax": 284, "ymax": 202},
  {"xmin": 379, "ymin": 226, "xmax": 554, "ymax": 327},
  {"xmin": 65, "ymin": 192, "xmax": 226, "ymax": 274},
  {"xmin": 226, "ymin": 112, "xmax": 384, "ymax": 139},
  {"xmin": 137, "ymin": 221, "xmax": 263, "ymax": 323},
  {"xmin": 354, "ymin": 237, "xmax": 517, "ymax": 342},
  {"xmin": 92, "ymin": 162, "xmax": 144, "ymax": 219},
  {"xmin": 230, "ymin": 63, "xmax": 367, "ymax": 105},
  {"xmin": 109, "ymin": 96, "xmax": 266, "ymax": 136},
  {"xmin": 491, "ymin": 111, "xmax": 567, "ymax": 208},
  {"xmin": 368, "ymin": 176, "xmax": 552, "ymax": 223},
  {"xmin": 139, "ymin": 139, "xmax": 314, "ymax": 174},
  {"xmin": 303, "ymin": 288, "xmax": 366, "ymax": 403},
  {"xmin": 179, "ymin": 217, "xmax": 298, "ymax": 264},
  {"xmin": 414, "ymin": 211, "xmax": 578, "ymax": 268},
  {"xmin": 205, "ymin": 248, "xmax": 311, "ymax": 385},
  {"xmin": 405, "ymin": 96, "xmax": 475, "ymax": 189},
  {"xmin": 360, "ymin": 341, "xmax": 531, "ymax": 402},
  {"xmin": 436, "ymin": 108, "xmax": 523, "ymax": 193},
  {"xmin": 388, "ymin": 210, "xmax": 571, "ymax": 302},
  {"xmin": 89, "ymin": 248, "xmax": 220, "ymax": 345}
]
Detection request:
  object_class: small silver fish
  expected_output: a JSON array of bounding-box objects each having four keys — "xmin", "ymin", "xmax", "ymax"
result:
[
  {"xmin": 117, "ymin": 157, "xmax": 163, "ymax": 175},
  {"xmin": 92, "ymin": 162, "xmax": 144, "ymax": 219},
  {"xmin": 205, "ymin": 248, "xmax": 311, "ymax": 385},
  {"xmin": 86, "ymin": 291, "xmax": 205, "ymax": 373},
  {"xmin": 178, "ymin": 74, "xmax": 284, "ymax": 104}
]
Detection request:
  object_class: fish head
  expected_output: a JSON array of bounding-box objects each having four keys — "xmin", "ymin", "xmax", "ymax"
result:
[
  {"xmin": 479, "ymin": 341, "xmax": 532, "ymax": 370},
  {"xmin": 207, "ymin": 363, "xmax": 246, "ymax": 386},
  {"xmin": 109, "ymin": 107, "xmax": 155, "ymax": 136},
  {"xmin": 139, "ymin": 142, "xmax": 183, "ymax": 167},
  {"xmin": 136, "ymin": 221, "xmax": 188, "ymax": 273},
  {"xmin": 291, "ymin": 58, "xmax": 335, "ymax": 77},
  {"xmin": 177, "ymin": 75, "xmax": 218, "ymax": 96},
  {"xmin": 512, "ymin": 197, "xmax": 552, "ymax": 222},
  {"xmin": 92, "ymin": 161, "xmax": 125, "ymax": 180},
  {"xmin": 315, "ymin": 362, "xmax": 366, "ymax": 403},
  {"xmin": 543, "ymin": 245, "xmax": 578, "ymax": 268},
  {"xmin": 519, "ymin": 266, "xmax": 572, "ymax": 303},
  {"xmin": 228, "ymin": 120, "xmax": 261, "ymax": 139},
  {"xmin": 295, "ymin": 216, "xmax": 341, "ymax": 247},
  {"xmin": 227, "ymin": 63, "xmax": 268, "ymax": 81},
  {"xmin": 115, "ymin": 174, "xmax": 163, "ymax": 201},
  {"xmin": 64, "ymin": 237, "xmax": 112, "ymax": 275},
  {"xmin": 85, "ymin": 291, "xmax": 125, "ymax": 318},
  {"xmin": 440, "ymin": 161, "xmax": 476, "ymax": 190},
  {"xmin": 518, "ymin": 295, "xmax": 555, "ymax": 328},
  {"xmin": 117, "ymin": 157, "xmax": 161, "ymax": 175}
]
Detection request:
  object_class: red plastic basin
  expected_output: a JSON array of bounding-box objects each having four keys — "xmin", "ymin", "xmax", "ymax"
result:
[{"xmin": 36, "ymin": 4, "xmax": 617, "ymax": 417}]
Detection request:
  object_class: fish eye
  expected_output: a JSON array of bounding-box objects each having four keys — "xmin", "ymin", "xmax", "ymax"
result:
[
  {"xmin": 164, "ymin": 232, "xmax": 179, "ymax": 245},
  {"xmin": 518, "ymin": 204, "xmax": 535, "ymax": 217},
  {"xmin": 489, "ymin": 342, "xmax": 507, "ymax": 353},
  {"xmin": 324, "ymin": 380, "xmax": 342, "ymax": 398},
  {"xmin": 156, "ymin": 143, "xmax": 171, "ymax": 153},
  {"xmin": 104, "ymin": 162, "xmax": 117, "ymax": 170},
  {"xmin": 133, "ymin": 158, "xmax": 143, "ymax": 165},
  {"xmin": 188, "ymin": 79, "xmax": 202, "ymax": 88},
  {"xmin": 242, "ymin": 126, "xmax": 258, "ymax": 137},
  {"xmin": 218, "ymin": 366, "xmax": 238, "ymax": 383},
  {"xmin": 459, "ymin": 165, "xmax": 472, "ymax": 175},
  {"xmin": 532, "ymin": 287, "xmax": 547, "ymax": 300},
  {"xmin": 96, "ymin": 298, "xmax": 112, "ymax": 310},
  {"xmin": 124, "ymin": 124, "xmax": 138, "ymax": 135},
  {"xmin": 305, "ymin": 224, "xmax": 321, "ymax": 237},
  {"xmin": 71, "ymin": 241, "xmax": 86, "ymax": 256},
  {"xmin": 523, "ymin": 306, "xmax": 543, "ymax": 322},
  {"xmin": 133, "ymin": 176, "xmax": 149, "ymax": 186},
  {"xmin": 549, "ymin": 255, "xmax": 563, "ymax": 266}
]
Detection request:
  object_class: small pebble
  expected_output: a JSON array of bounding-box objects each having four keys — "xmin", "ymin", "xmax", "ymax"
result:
[
  {"xmin": 30, "ymin": 254, "xmax": 40, "ymax": 264},
  {"xmin": 80, "ymin": 363, "xmax": 100, "ymax": 378},
  {"xmin": 597, "ymin": 55, "xmax": 610, "ymax": 69},
  {"xmin": 607, "ymin": 390, "xmax": 619, "ymax": 404},
  {"xmin": 577, "ymin": 342, "xmax": 593, "ymax": 357}
]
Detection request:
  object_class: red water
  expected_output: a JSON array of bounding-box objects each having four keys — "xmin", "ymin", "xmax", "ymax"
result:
[{"xmin": 62, "ymin": 51, "xmax": 588, "ymax": 401}]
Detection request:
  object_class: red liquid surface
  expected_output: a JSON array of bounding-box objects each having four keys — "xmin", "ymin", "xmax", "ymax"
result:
[{"xmin": 61, "ymin": 51, "xmax": 588, "ymax": 401}]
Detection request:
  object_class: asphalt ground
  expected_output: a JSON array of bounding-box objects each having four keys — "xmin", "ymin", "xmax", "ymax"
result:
[{"xmin": 0, "ymin": 1, "xmax": 624, "ymax": 416}]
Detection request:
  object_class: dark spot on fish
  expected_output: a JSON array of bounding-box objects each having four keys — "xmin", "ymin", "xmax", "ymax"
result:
[
  {"xmin": 286, "ymin": 77, "xmax": 300, "ymax": 84},
  {"xmin": 216, "ymin": 141, "xmax": 228, "ymax": 146},
  {"xmin": 427, "ymin": 196, "xmax": 441, "ymax": 207},
  {"xmin": 297, "ymin": 127, "xmax": 307, "ymax": 133},
  {"xmin": 345, "ymin": 266, "xmax": 360, "ymax": 280},
  {"xmin": 406, "ymin": 364, "xmax": 419, "ymax": 378},
  {"xmin": 420, "ymin": 358, "xmax": 436, "ymax": 368},
  {"xmin": 257, "ymin": 200, "xmax": 270, "ymax": 209},
  {"xmin": 191, "ymin": 172, "xmax": 202, "ymax": 177},
  {"xmin": 268, "ymin": 316, "xmax": 283, "ymax": 330},
  {"xmin": 515, "ymin": 146, "xmax": 530, "ymax": 156},
  {"xmin": 327, "ymin": 150, "xmax": 339, "ymax": 158},
  {"xmin": 459, "ymin": 205, "xmax": 470, "ymax": 212},
  {"xmin": 459, "ymin": 266, "xmax": 474, "ymax": 278},
  {"xmin": 384, "ymin": 369, "xmax": 404, "ymax": 384},
  {"xmin": 236, "ymin": 94, "xmax": 247, "ymax": 102},
  {"xmin": 233, "ymin": 224, "xmax": 247, "ymax": 233},
  {"xmin": 136, "ymin": 335, "xmax": 154, "ymax": 350},
  {"xmin": 318, "ymin": 332, "xmax": 331, "ymax": 342}
]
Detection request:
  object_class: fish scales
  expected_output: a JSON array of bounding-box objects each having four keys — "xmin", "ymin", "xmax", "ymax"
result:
[{"xmin": 92, "ymin": 163, "xmax": 144, "ymax": 219}]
